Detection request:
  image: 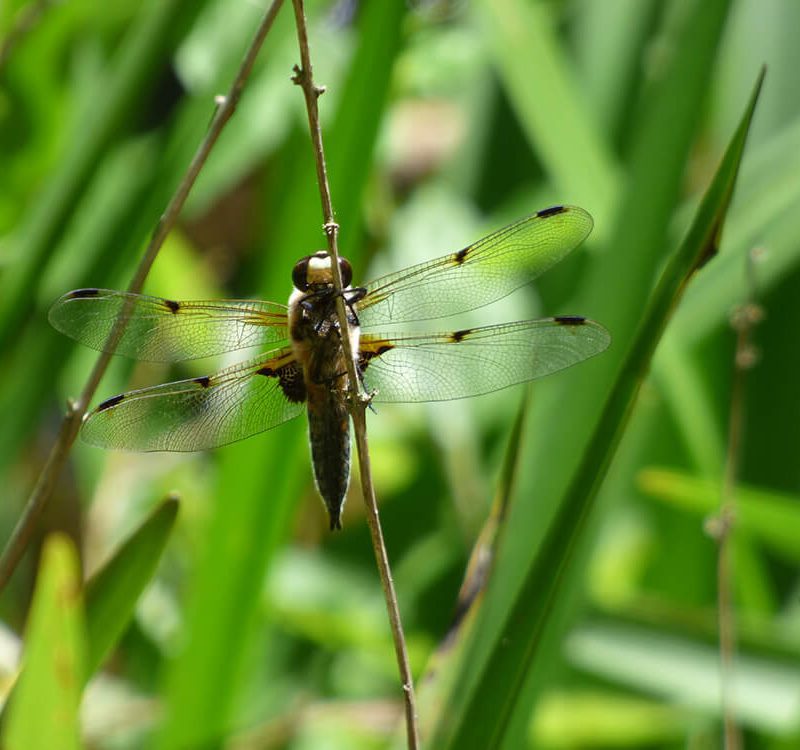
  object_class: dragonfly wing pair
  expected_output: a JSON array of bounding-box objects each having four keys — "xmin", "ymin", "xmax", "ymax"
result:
[{"xmin": 49, "ymin": 205, "xmax": 609, "ymax": 453}]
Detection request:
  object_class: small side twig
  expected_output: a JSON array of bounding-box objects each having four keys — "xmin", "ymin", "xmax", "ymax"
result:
[
  {"xmin": 0, "ymin": 0, "xmax": 51, "ymax": 71},
  {"xmin": 706, "ymin": 248, "xmax": 764, "ymax": 750},
  {"xmin": 0, "ymin": 0, "xmax": 286, "ymax": 591},
  {"xmin": 289, "ymin": 2, "xmax": 420, "ymax": 748}
]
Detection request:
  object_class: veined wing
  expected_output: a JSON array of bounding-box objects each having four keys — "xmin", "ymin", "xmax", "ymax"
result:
[
  {"xmin": 82, "ymin": 346, "xmax": 305, "ymax": 451},
  {"xmin": 358, "ymin": 206, "xmax": 592, "ymax": 328},
  {"xmin": 49, "ymin": 288, "xmax": 289, "ymax": 362},
  {"xmin": 358, "ymin": 317, "xmax": 610, "ymax": 403}
]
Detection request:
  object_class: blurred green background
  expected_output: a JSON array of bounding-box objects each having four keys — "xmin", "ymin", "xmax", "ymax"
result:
[{"xmin": 1, "ymin": 0, "xmax": 799, "ymax": 748}]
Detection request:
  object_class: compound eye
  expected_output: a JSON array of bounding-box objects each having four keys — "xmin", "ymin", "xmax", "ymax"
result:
[
  {"xmin": 292, "ymin": 257, "xmax": 310, "ymax": 291},
  {"xmin": 339, "ymin": 257, "xmax": 353, "ymax": 287}
]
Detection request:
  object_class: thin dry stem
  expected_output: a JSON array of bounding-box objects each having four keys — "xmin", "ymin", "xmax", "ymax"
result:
[
  {"xmin": 0, "ymin": 0, "xmax": 51, "ymax": 71},
  {"xmin": 715, "ymin": 251, "xmax": 763, "ymax": 750},
  {"xmin": 0, "ymin": 0, "xmax": 286, "ymax": 591},
  {"xmin": 289, "ymin": 2, "xmax": 420, "ymax": 748}
]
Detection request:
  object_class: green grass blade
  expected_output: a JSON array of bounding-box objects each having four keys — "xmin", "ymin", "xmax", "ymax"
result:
[
  {"xmin": 430, "ymin": 1, "xmax": 737, "ymax": 746},
  {"xmin": 568, "ymin": 619, "xmax": 800, "ymax": 733},
  {"xmin": 478, "ymin": 0, "xmax": 619, "ymax": 231},
  {"xmin": 434, "ymin": 65, "xmax": 765, "ymax": 750},
  {"xmin": 398, "ymin": 393, "xmax": 530, "ymax": 747},
  {"xmin": 3, "ymin": 535, "xmax": 85, "ymax": 750},
  {"xmin": 572, "ymin": 0, "xmax": 659, "ymax": 138},
  {"xmin": 84, "ymin": 496, "xmax": 179, "ymax": 678},
  {"xmin": 0, "ymin": 0, "xmax": 204, "ymax": 355}
]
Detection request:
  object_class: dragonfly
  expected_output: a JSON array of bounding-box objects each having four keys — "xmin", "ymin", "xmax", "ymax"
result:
[{"xmin": 50, "ymin": 205, "xmax": 610, "ymax": 530}]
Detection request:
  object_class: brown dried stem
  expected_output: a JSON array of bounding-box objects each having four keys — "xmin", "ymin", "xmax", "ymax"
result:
[
  {"xmin": 0, "ymin": 0, "xmax": 51, "ymax": 71},
  {"xmin": 289, "ymin": 2, "xmax": 420, "ymax": 747},
  {"xmin": 712, "ymin": 250, "xmax": 763, "ymax": 750},
  {"xmin": 0, "ymin": 0, "xmax": 286, "ymax": 591}
]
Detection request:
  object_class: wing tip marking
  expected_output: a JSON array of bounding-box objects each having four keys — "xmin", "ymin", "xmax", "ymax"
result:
[
  {"xmin": 69, "ymin": 288, "xmax": 101, "ymax": 299},
  {"xmin": 163, "ymin": 299, "xmax": 181, "ymax": 314},
  {"xmin": 97, "ymin": 393, "xmax": 125, "ymax": 411},
  {"xmin": 554, "ymin": 315, "xmax": 587, "ymax": 326},
  {"xmin": 537, "ymin": 205, "xmax": 566, "ymax": 219},
  {"xmin": 453, "ymin": 246, "xmax": 470, "ymax": 265}
]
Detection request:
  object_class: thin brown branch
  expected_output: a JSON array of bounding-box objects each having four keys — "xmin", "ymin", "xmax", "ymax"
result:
[
  {"xmin": 709, "ymin": 249, "xmax": 764, "ymax": 750},
  {"xmin": 0, "ymin": 0, "xmax": 286, "ymax": 591},
  {"xmin": 289, "ymin": 2, "xmax": 420, "ymax": 748},
  {"xmin": 0, "ymin": 0, "xmax": 51, "ymax": 71}
]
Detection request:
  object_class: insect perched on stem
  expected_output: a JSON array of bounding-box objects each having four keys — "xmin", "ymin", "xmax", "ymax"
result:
[{"xmin": 50, "ymin": 205, "xmax": 610, "ymax": 529}]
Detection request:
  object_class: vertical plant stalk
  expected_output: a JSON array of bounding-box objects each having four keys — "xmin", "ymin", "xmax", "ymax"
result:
[
  {"xmin": 711, "ymin": 251, "xmax": 763, "ymax": 750},
  {"xmin": 0, "ymin": 0, "xmax": 52, "ymax": 71},
  {"xmin": 289, "ymin": 2, "xmax": 420, "ymax": 748},
  {"xmin": 0, "ymin": 0, "xmax": 286, "ymax": 591}
]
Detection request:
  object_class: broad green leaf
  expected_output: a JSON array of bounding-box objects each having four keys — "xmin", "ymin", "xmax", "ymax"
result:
[
  {"xmin": 3, "ymin": 535, "xmax": 85, "ymax": 750},
  {"xmin": 84, "ymin": 496, "xmax": 179, "ymax": 678}
]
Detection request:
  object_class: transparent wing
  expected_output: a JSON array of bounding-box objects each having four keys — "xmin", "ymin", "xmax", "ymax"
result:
[
  {"xmin": 82, "ymin": 347, "xmax": 305, "ymax": 451},
  {"xmin": 358, "ymin": 206, "xmax": 592, "ymax": 327},
  {"xmin": 359, "ymin": 317, "xmax": 610, "ymax": 403},
  {"xmin": 49, "ymin": 288, "xmax": 289, "ymax": 362}
]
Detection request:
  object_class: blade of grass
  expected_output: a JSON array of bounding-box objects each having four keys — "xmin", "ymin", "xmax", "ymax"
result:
[
  {"xmin": 572, "ymin": 0, "xmax": 659, "ymax": 139},
  {"xmin": 0, "ymin": 0, "xmax": 205, "ymax": 356},
  {"xmin": 429, "ymin": 1, "xmax": 736, "ymax": 746},
  {"xmin": 84, "ymin": 496, "xmax": 178, "ymax": 678},
  {"xmin": 478, "ymin": 0, "xmax": 620, "ymax": 234},
  {"xmin": 567, "ymin": 620, "xmax": 800, "ymax": 733},
  {"xmin": 2, "ymin": 534, "xmax": 85, "ymax": 750},
  {"xmin": 653, "ymin": 334, "xmax": 726, "ymax": 475},
  {"xmin": 668, "ymin": 175, "xmax": 800, "ymax": 346},
  {"xmin": 0, "ymin": 496, "xmax": 179, "ymax": 729},
  {"xmin": 0, "ymin": 137, "xmax": 162, "ymax": 473},
  {"xmin": 393, "ymin": 393, "xmax": 530, "ymax": 748},
  {"xmin": 654, "ymin": 115, "xmax": 800, "ymax": 477},
  {"xmin": 433, "ymin": 65, "xmax": 765, "ymax": 750}
]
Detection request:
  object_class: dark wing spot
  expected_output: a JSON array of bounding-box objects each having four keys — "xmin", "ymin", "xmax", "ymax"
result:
[
  {"xmin": 453, "ymin": 246, "xmax": 470, "ymax": 265},
  {"xmin": 258, "ymin": 362, "xmax": 306, "ymax": 403},
  {"xmin": 537, "ymin": 205, "xmax": 566, "ymax": 218},
  {"xmin": 97, "ymin": 393, "xmax": 125, "ymax": 411},
  {"xmin": 451, "ymin": 329, "xmax": 471, "ymax": 342},
  {"xmin": 554, "ymin": 315, "xmax": 586, "ymax": 325},
  {"xmin": 359, "ymin": 343, "xmax": 394, "ymax": 370},
  {"xmin": 70, "ymin": 288, "xmax": 100, "ymax": 298},
  {"xmin": 163, "ymin": 299, "xmax": 180, "ymax": 314},
  {"xmin": 193, "ymin": 375, "xmax": 211, "ymax": 388}
]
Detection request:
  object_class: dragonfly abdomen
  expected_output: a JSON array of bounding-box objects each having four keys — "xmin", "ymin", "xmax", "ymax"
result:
[{"xmin": 307, "ymin": 391, "xmax": 350, "ymax": 530}]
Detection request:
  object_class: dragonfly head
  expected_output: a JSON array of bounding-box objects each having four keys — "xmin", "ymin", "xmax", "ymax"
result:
[{"xmin": 292, "ymin": 252, "xmax": 353, "ymax": 292}]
